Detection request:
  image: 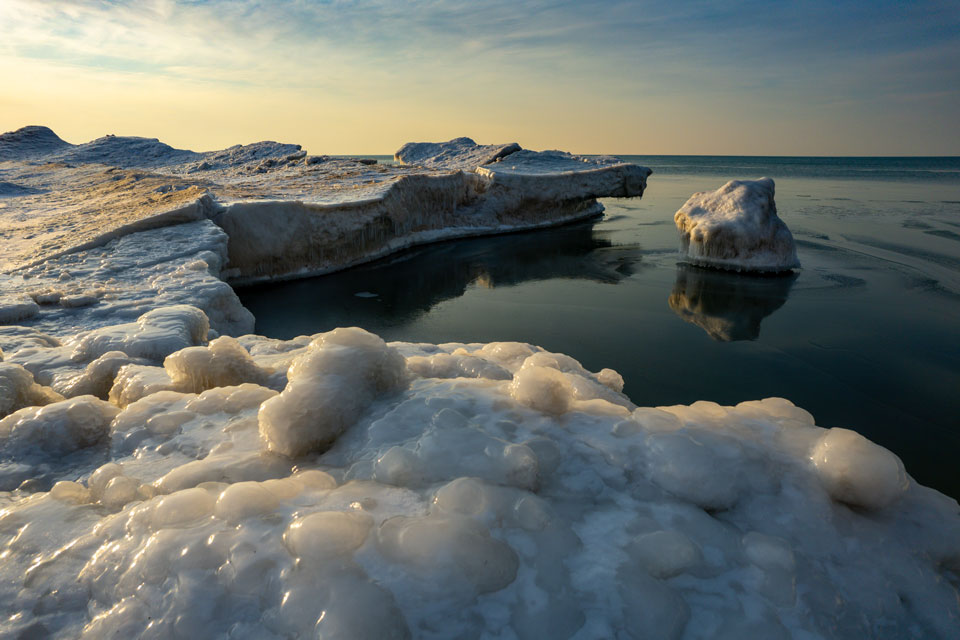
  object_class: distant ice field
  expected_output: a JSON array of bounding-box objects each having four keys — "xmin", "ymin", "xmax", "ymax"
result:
[{"xmin": 240, "ymin": 157, "xmax": 960, "ymax": 499}]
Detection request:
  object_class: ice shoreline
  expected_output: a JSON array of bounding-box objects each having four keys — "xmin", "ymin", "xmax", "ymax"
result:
[{"xmin": 1, "ymin": 128, "xmax": 958, "ymax": 638}]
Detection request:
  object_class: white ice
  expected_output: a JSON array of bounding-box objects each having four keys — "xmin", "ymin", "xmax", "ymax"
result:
[
  {"xmin": 0, "ymin": 127, "xmax": 650, "ymax": 284},
  {"xmin": 0, "ymin": 318, "xmax": 957, "ymax": 639},
  {"xmin": 674, "ymin": 178, "xmax": 800, "ymax": 272},
  {"xmin": 0, "ymin": 127, "xmax": 957, "ymax": 639}
]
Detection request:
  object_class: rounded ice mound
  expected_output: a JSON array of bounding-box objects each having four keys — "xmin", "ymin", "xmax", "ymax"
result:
[
  {"xmin": 69, "ymin": 305, "xmax": 210, "ymax": 362},
  {"xmin": 0, "ymin": 362, "xmax": 63, "ymax": 418},
  {"xmin": 284, "ymin": 511, "xmax": 373, "ymax": 560},
  {"xmin": 258, "ymin": 327, "xmax": 407, "ymax": 457},
  {"xmin": 0, "ymin": 395, "xmax": 119, "ymax": 456},
  {"xmin": 674, "ymin": 178, "xmax": 800, "ymax": 272},
  {"xmin": 811, "ymin": 427, "xmax": 909, "ymax": 509},
  {"xmin": 164, "ymin": 335, "xmax": 270, "ymax": 393},
  {"xmin": 0, "ymin": 296, "xmax": 39, "ymax": 324},
  {"xmin": 377, "ymin": 513, "xmax": 519, "ymax": 595}
]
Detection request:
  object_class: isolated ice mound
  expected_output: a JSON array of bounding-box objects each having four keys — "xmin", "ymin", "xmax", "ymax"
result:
[
  {"xmin": 0, "ymin": 125, "xmax": 69, "ymax": 159},
  {"xmin": 675, "ymin": 178, "xmax": 800, "ymax": 272},
  {"xmin": 0, "ymin": 318, "xmax": 958, "ymax": 638},
  {"xmin": 395, "ymin": 137, "xmax": 522, "ymax": 170},
  {"xmin": 49, "ymin": 134, "xmax": 201, "ymax": 168}
]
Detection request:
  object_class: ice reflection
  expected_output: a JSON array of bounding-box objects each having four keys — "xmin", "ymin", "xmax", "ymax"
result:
[
  {"xmin": 240, "ymin": 222, "xmax": 643, "ymax": 338},
  {"xmin": 668, "ymin": 265, "xmax": 797, "ymax": 341}
]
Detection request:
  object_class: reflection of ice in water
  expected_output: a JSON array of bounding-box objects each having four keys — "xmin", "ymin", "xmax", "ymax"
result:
[
  {"xmin": 668, "ymin": 265, "xmax": 797, "ymax": 341},
  {"xmin": 240, "ymin": 222, "xmax": 644, "ymax": 337}
]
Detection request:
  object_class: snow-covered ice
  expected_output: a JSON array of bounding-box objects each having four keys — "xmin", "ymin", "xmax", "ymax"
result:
[
  {"xmin": 0, "ymin": 126, "xmax": 650, "ymax": 283},
  {"xmin": 674, "ymin": 178, "xmax": 800, "ymax": 272},
  {"xmin": 395, "ymin": 136, "xmax": 521, "ymax": 170},
  {"xmin": 0, "ymin": 127, "xmax": 957, "ymax": 639}
]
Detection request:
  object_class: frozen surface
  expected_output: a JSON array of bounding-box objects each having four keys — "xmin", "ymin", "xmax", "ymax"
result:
[
  {"xmin": 0, "ymin": 220, "xmax": 253, "ymax": 336},
  {"xmin": 674, "ymin": 178, "xmax": 800, "ymax": 272},
  {"xmin": 0, "ymin": 127, "xmax": 650, "ymax": 282},
  {"xmin": 0, "ymin": 312, "xmax": 957, "ymax": 639},
  {"xmin": 0, "ymin": 130, "xmax": 957, "ymax": 637}
]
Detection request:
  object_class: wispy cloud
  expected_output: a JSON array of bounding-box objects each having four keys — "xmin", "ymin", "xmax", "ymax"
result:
[{"xmin": 1, "ymin": 0, "xmax": 958, "ymax": 153}]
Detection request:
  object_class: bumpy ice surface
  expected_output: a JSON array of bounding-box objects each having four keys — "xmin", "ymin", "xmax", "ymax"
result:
[
  {"xmin": 0, "ymin": 309, "xmax": 958, "ymax": 639},
  {"xmin": 1, "ymin": 127, "xmax": 957, "ymax": 638},
  {"xmin": 0, "ymin": 126, "xmax": 650, "ymax": 283},
  {"xmin": 674, "ymin": 178, "xmax": 800, "ymax": 272}
]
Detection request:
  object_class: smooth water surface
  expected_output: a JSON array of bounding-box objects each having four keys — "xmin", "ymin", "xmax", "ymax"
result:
[{"xmin": 240, "ymin": 157, "xmax": 960, "ymax": 498}]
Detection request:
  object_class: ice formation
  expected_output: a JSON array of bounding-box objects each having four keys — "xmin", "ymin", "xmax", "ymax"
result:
[
  {"xmin": 674, "ymin": 177, "xmax": 800, "ymax": 272},
  {"xmin": 0, "ymin": 316, "xmax": 956, "ymax": 638},
  {"xmin": 1, "ymin": 127, "xmax": 958, "ymax": 638},
  {"xmin": 0, "ymin": 126, "xmax": 650, "ymax": 285}
]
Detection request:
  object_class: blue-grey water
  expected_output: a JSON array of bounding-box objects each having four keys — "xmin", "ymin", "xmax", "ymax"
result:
[{"xmin": 239, "ymin": 156, "xmax": 960, "ymax": 498}]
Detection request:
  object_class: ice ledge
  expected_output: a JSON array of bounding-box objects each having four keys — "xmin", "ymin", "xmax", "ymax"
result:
[{"xmin": 1, "ymin": 128, "xmax": 651, "ymax": 283}]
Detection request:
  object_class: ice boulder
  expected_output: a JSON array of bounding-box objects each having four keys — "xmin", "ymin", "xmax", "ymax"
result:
[
  {"xmin": 258, "ymin": 327, "xmax": 407, "ymax": 456},
  {"xmin": 674, "ymin": 178, "xmax": 800, "ymax": 272}
]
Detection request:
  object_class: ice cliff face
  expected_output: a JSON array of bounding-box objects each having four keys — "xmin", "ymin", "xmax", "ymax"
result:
[
  {"xmin": 674, "ymin": 178, "xmax": 800, "ymax": 272},
  {"xmin": 0, "ymin": 127, "xmax": 648, "ymax": 332},
  {"xmin": 0, "ymin": 127, "xmax": 651, "ymax": 284}
]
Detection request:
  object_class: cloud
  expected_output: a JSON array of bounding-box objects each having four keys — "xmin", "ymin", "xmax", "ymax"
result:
[{"xmin": 1, "ymin": 0, "xmax": 958, "ymax": 153}]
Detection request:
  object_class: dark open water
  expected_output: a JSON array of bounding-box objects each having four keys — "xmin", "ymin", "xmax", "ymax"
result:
[{"xmin": 240, "ymin": 156, "xmax": 960, "ymax": 498}]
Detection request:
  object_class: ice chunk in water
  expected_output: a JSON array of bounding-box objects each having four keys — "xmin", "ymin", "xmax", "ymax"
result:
[{"xmin": 674, "ymin": 178, "xmax": 800, "ymax": 272}]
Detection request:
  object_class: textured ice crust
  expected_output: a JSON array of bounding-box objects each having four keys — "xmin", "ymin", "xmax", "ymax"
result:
[
  {"xmin": 1, "ymin": 126, "xmax": 651, "ymax": 283},
  {"xmin": 0, "ymin": 220, "xmax": 253, "ymax": 336},
  {"xmin": 675, "ymin": 178, "xmax": 800, "ymax": 272},
  {"xmin": 0, "ymin": 310, "xmax": 958, "ymax": 639},
  {"xmin": 1, "ymin": 128, "xmax": 957, "ymax": 637}
]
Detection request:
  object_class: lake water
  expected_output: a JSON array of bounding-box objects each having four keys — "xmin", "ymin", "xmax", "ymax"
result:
[{"xmin": 239, "ymin": 156, "xmax": 960, "ymax": 498}]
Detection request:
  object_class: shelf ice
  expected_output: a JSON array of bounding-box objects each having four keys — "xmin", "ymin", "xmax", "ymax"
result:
[{"xmin": 0, "ymin": 127, "xmax": 957, "ymax": 639}]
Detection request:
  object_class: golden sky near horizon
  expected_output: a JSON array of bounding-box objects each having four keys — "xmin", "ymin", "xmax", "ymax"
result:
[{"xmin": 1, "ymin": 0, "xmax": 958, "ymax": 156}]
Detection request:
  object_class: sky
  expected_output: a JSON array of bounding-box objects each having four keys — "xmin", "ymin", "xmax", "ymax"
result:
[{"xmin": 1, "ymin": 0, "xmax": 958, "ymax": 155}]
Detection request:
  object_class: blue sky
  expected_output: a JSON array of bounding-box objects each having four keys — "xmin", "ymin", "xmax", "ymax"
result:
[{"xmin": 1, "ymin": 0, "xmax": 958, "ymax": 154}]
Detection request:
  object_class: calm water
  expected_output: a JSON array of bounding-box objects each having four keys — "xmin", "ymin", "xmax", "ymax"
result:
[{"xmin": 239, "ymin": 157, "xmax": 960, "ymax": 498}]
